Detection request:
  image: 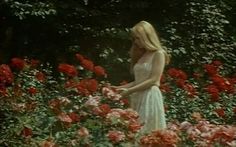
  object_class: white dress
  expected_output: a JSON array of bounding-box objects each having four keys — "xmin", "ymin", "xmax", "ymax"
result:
[{"xmin": 130, "ymin": 52, "xmax": 167, "ymax": 134}]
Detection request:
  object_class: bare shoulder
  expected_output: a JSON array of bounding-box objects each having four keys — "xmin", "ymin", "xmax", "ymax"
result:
[
  {"xmin": 154, "ymin": 50, "xmax": 165, "ymax": 58},
  {"xmin": 156, "ymin": 49, "xmax": 165, "ymax": 54},
  {"xmin": 151, "ymin": 50, "xmax": 165, "ymax": 66}
]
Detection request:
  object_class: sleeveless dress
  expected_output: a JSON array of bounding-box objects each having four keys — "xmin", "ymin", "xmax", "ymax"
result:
[{"xmin": 130, "ymin": 52, "xmax": 167, "ymax": 134}]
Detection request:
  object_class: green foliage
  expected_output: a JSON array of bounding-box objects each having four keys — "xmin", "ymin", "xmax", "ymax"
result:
[
  {"xmin": 163, "ymin": 0, "xmax": 236, "ymax": 74},
  {"xmin": 5, "ymin": 0, "xmax": 56, "ymax": 19}
]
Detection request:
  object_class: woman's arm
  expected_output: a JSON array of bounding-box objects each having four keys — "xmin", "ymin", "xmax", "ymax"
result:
[
  {"xmin": 112, "ymin": 81, "xmax": 135, "ymax": 89},
  {"xmin": 121, "ymin": 51, "xmax": 165, "ymax": 96}
]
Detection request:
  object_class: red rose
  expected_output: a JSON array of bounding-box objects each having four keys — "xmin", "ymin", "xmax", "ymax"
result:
[
  {"xmin": 0, "ymin": 64, "xmax": 13, "ymax": 85},
  {"xmin": 128, "ymin": 122, "xmax": 142, "ymax": 133},
  {"xmin": 28, "ymin": 87, "xmax": 37, "ymax": 95},
  {"xmin": 121, "ymin": 109, "xmax": 139, "ymax": 120},
  {"xmin": 107, "ymin": 130, "xmax": 125, "ymax": 143},
  {"xmin": 81, "ymin": 59, "xmax": 94, "ymax": 71},
  {"xmin": 183, "ymin": 83, "xmax": 196, "ymax": 97},
  {"xmin": 94, "ymin": 66, "xmax": 106, "ymax": 77},
  {"xmin": 203, "ymin": 64, "xmax": 217, "ymax": 76},
  {"xmin": 140, "ymin": 130, "xmax": 179, "ymax": 146},
  {"xmin": 30, "ymin": 59, "xmax": 40, "ymax": 68},
  {"xmin": 87, "ymin": 79, "xmax": 98, "ymax": 92},
  {"xmin": 120, "ymin": 98, "xmax": 129, "ymax": 106},
  {"xmin": 212, "ymin": 60, "xmax": 222, "ymax": 66},
  {"xmin": 75, "ymin": 53, "xmax": 84, "ymax": 61},
  {"xmin": 68, "ymin": 112, "xmax": 80, "ymax": 122},
  {"xmin": 167, "ymin": 68, "xmax": 179, "ymax": 77},
  {"xmin": 76, "ymin": 79, "xmax": 98, "ymax": 95},
  {"xmin": 76, "ymin": 85, "xmax": 90, "ymax": 96},
  {"xmin": 206, "ymin": 85, "xmax": 219, "ymax": 94},
  {"xmin": 98, "ymin": 104, "xmax": 111, "ymax": 116},
  {"xmin": 10, "ymin": 58, "xmax": 26, "ymax": 70},
  {"xmin": 21, "ymin": 127, "xmax": 33, "ymax": 138},
  {"xmin": 228, "ymin": 77, "xmax": 236, "ymax": 84},
  {"xmin": 206, "ymin": 85, "xmax": 220, "ymax": 102},
  {"xmin": 167, "ymin": 68, "xmax": 187, "ymax": 80},
  {"xmin": 176, "ymin": 79, "xmax": 186, "ymax": 88},
  {"xmin": 0, "ymin": 87, "xmax": 7, "ymax": 96},
  {"xmin": 211, "ymin": 75, "xmax": 225, "ymax": 85},
  {"xmin": 210, "ymin": 93, "xmax": 220, "ymax": 102},
  {"xmin": 211, "ymin": 75, "xmax": 230, "ymax": 92},
  {"xmin": 48, "ymin": 99, "xmax": 61, "ymax": 110},
  {"xmin": 214, "ymin": 108, "xmax": 225, "ymax": 118},
  {"xmin": 58, "ymin": 63, "xmax": 78, "ymax": 77},
  {"xmin": 178, "ymin": 70, "xmax": 188, "ymax": 80},
  {"xmin": 160, "ymin": 75, "xmax": 165, "ymax": 83},
  {"xmin": 35, "ymin": 72, "xmax": 46, "ymax": 82},
  {"xmin": 64, "ymin": 79, "xmax": 77, "ymax": 88}
]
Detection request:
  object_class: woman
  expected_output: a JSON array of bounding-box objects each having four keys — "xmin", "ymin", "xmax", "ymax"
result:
[{"xmin": 113, "ymin": 21, "xmax": 170, "ymax": 134}]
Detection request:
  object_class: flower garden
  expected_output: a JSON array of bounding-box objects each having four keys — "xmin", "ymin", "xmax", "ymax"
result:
[{"xmin": 0, "ymin": 53, "xmax": 236, "ymax": 147}]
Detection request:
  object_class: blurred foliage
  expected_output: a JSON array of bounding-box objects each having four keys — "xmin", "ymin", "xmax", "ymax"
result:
[
  {"xmin": 0, "ymin": 0, "xmax": 235, "ymax": 83},
  {"xmin": 163, "ymin": 0, "xmax": 236, "ymax": 74}
]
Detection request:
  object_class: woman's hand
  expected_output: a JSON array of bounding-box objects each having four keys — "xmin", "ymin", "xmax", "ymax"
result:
[
  {"xmin": 118, "ymin": 88, "xmax": 131, "ymax": 97},
  {"xmin": 110, "ymin": 86, "xmax": 132, "ymax": 97},
  {"xmin": 110, "ymin": 85, "xmax": 120, "ymax": 89}
]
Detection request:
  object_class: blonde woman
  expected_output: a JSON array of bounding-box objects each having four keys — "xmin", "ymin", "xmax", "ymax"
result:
[{"xmin": 113, "ymin": 21, "xmax": 170, "ymax": 134}]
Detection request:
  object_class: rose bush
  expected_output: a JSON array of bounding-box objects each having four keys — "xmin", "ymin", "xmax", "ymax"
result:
[
  {"xmin": 0, "ymin": 54, "xmax": 235, "ymax": 147},
  {"xmin": 140, "ymin": 120, "xmax": 236, "ymax": 147},
  {"xmin": 161, "ymin": 60, "xmax": 236, "ymax": 125},
  {"xmin": 0, "ymin": 55, "xmax": 141, "ymax": 147}
]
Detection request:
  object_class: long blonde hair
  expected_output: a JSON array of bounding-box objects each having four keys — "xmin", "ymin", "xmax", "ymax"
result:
[{"xmin": 130, "ymin": 21, "xmax": 170, "ymax": 66}]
